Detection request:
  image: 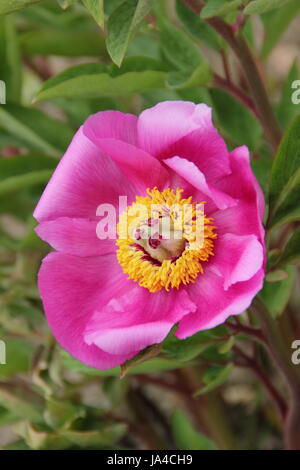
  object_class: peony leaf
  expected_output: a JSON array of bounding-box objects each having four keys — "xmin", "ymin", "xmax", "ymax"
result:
[
  {"xmin": 0, "ymin": 0, "xmax": 45, "ymax": 15},
  {"xmin": 35, "ymin": 63, "xmax": 166, "ymax": 102},
  {"xmin": 268, "ymin": 115, "xmax": 300, "ymax": 228},
  {"xmin": 171, "ymin": 410, "xmax": 218, "ymax": 450},
  {"xmin": 261, "ymin": 0, "xmax": 300, "ymax": 57},
  {"xmin": 275, "ymin": 228, "xmax": 300, "ymax": 268},
  {"xmin": 166, "ymin": 63, "xmax": 212, "ymax": 90},
  {"xmin": 159, "ymin": 20, "xmax": 203, "ymax": 71},
  {"xmin": 0, "ymin": 104, "xmax": 73, "ymax": 155},
  {"xmin": 106, "ymin": 0, "xmax": 153, "ymax": 66},
  {"xmin": 82, "ymin": 0, "xmax": 104, "ymax": 29},
  {"xmin": 260, "ymin": 266, "xmax": 296, "ymax": 317},
  {"xmin": 201, "ymin": 0, "xmax": 244, "ymax": 19},
  {"xmin": 276, "ymin": 61, "xmax": 300, "ymax": 131},
  {"xmin": 175, "ymin": 0, "xmax": 222, "ymax": 50},
  {"xmin": 244, "ymin": 0, "xmax": 293, "ymax": 14},
  {"xmin": 194, "ymin": 364, "xmax": 233, "ymax": 396}
]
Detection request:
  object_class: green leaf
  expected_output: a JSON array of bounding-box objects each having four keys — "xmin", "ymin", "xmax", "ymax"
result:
[
  {"xmin": 276, "ymin": 228, "xmax": 300, "ymax": 267},
  {"xmin": 0, "ymin": 387, "xmax": 43, "ymax": 422},
  {"xmin": 106, "ymin": 0, "xmax": 152, "ymax": 66},
  {"xmin": 120, "ymin": 344, "xmax": 161, "ymax": 378},
  {"xmin": 44, "ymin": 398, "xmax": 84, "ymax": 430},
  {"xmin": 244, "ymin": 0, "xmax": 293, "ymax": 14},
  {"xmin": 82, "ymin": 0, "xmax": 104, "ymax": 28},
  {"xmin": 0, "ymin": 154, "xmax": 57, "ymax": 182},
  {"xmin": 166, "ymin": 63, "xmax": 212, "ymax": 90},
  {"xmin": 57, "ymin": 0, "xmax": 77, "ymax": 9},
  {"xmin": 194, "ymin": 364, "xmax": 233, "ymax": 396},
  {"xmin": 265, "ymin": 269, "xmax": 289, "ymax": 282},
  {"xmin": 0, "ymin": 104, "xmax": 73, "ymax": 156},
  {"xmin": 20, "ymin": 30, "xmax": 107, "ymax": 57},
  {"xmin": 175, "ymin": 0, "xmax": 221, "ymax": 50},
  {"xmin": 210, "ymin": 88, "xmax": 262, "ymax": 150},
  {"xmin": 14, "ymin": 422, "xmax": 71, "ymax": 450},
  {"xmin": 159, "ymin": 21, "xmax": 203, "ymax": 71},
  {"xmin": 0, "ymin": 170, "xmax": 53, "ymax": 196},
  {"xmin": 0, "ymin": 0, "xmax": 45, "ymax": 15},
  {"xmin": 261, "ymin": 0, "xmax": 300, "ymax": 57},
  {"xmin": 35, "ymin": 63, "xmax": 165, "ymax": 101},
  {"xmin": 276, "ymin": 61, "xmax": 300, "ymax": 131},
  {"xmin": 61, "ymin": 349, "xmax": 184, "ymax": 376},
  {"xmin": 0, "ymin": 16, "xmax": 21, "ymax": 102},
  {"xmin": 268, "ymin": 114, "xmax": 300, "ymax": 227},
  {"xmin": 201, "ymin": 0, "xmax": 244, "ymax": 19},
  {"xmin": 251, "ymin": 155, "xmax": 272, "ymax": 195},
  {"xmin": 171, "ymin": 410, "xmax": 218, "ymax": 450},
  {"xmin": 0, "ymin": 338, "xmax": 35, "ymax": 379},
  {"xmin": 260, "ymin": 266, "xmax": 296, "ymax": 317}
]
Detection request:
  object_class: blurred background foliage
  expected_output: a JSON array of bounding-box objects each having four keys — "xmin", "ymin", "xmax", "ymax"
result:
[{"xmin": 0, "ymin": 0, "xmax": 300, "ymax": 450}]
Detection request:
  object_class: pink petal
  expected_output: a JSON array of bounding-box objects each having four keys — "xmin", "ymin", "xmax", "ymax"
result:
[
  {"xmin": 138, "ymin": 101, "xmax": 213, "ymax": 157},
  {"xmin": 82, "ymin": 137, "xmax": 169, "ymax": 194},
  {"xmin": 211, "ymin": 146, "xmax": 265, "ymax": 243},
  {"xmin": 176, "ymin": 268, "xmax": 264, "ymax": 338},
  {"xmin": 84, "ymin": 287, "xmax": 196, "ymax": 355},
  {"xmin": 35, "ymin": 217, "xmax": 116, "ymax": 257},
  {"xmin": 83, "ymin": 110, "xmax": 138, "ymax": 145},
  {"xmin": 38, "ymin": 252, "xmax": 134, "ymax": 369},
  {"xmin": 209, "ymin": 233, "xmax": 264, "ymax": 290},
  {"xmin": 34, "ymin": 127, "xmax": 136, "ymax": 223},
  {"xmin": 164, "ymin": 156, "xmax": 236, "ymax": 210},
  {"xmin": 162, "ymin": 126, "xmax": 231, "ymax": 182}
]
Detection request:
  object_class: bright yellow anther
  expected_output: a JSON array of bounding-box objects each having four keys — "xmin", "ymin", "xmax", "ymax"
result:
[{"xmin": 116, "ymin": 188, "xmax": 216, "ymax": 292}]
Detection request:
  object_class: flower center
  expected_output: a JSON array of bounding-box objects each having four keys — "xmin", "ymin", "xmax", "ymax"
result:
[{"xmin": 116, "ymin": 188, "xmax": 217, "ymax": 292}]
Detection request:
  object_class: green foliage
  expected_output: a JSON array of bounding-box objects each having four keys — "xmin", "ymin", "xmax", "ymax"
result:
[
  {"xmin": 268, "ymin": 115, "xmax": 300, "ymax": 228},
  {"xmin": 171, "ymin": 410, "xmax": 218, "ymax": 450},
  {"xmin": 244, "ymin": 0, "xmax": 294, "ymax": 14},
  {"xmin": 0, "ymin": 0, "xmax": 299, "ymax": 451},
  {"xmin": 106, "ymin": 0, "xmax": 152, "ymax": 66}
]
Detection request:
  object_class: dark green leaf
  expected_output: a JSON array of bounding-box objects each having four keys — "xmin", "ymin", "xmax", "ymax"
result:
[
  {"xmin": 175, "ymin": 0, "xmax": 221, "ymax": 50},
  {"xmin": 106, "ymin": 0, "xmax": 152, "ymax": 66},
  {"xmin": 194, "ymin": 364, "xmax": 233, "ymax": 396},
  {"xmin": 159, "ymin": 21, "xmax": 203, "ymax": 71},
  {"xmin": 260, "ymin": 266, "xmax": 296, "ymax": 317},
  {"xmin": 276, "ymin": 228, "xmax": 300, "ymax": 267},
  {"xmin": 269, "ymin": 114, "xmax": 300, "ymax": 227}
]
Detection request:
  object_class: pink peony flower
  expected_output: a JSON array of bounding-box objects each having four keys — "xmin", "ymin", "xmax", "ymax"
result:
[{"xmin": 34, "ymin": 101, "xmax": 265, "ymax": 370}]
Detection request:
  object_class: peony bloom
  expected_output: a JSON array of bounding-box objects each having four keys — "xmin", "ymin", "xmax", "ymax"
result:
[{"xmin": 34, "ymin": 101, "xmax": 265, "ymax": 370}]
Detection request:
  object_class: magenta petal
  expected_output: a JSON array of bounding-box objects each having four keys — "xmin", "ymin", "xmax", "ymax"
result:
[
  {"xmin": 34, "ymin": 127, "xmax": 136, "ymax": 223},
  {"xmin": 38, "ymin": 252, "xmax": 134, "ymax": 369},
  {"xmin": 84, "ymin": 287, "xmax": 196, "ymax": 355},
  {"xmin": 176, "ymin": 269, "xmax": 264, "ymax": 338},
  {"xmin": 164, "ymin": 156, "xmax": 236, "ymax": 210},
  {"xmin": 209, "ymin": 233, "xmax": 264, "ymax": 290},
  {"xmin": 83, "ymin": 110, "xmax": 138, "ymax": 145},
  {"xmin": 212, "ymin": 145, "xmax": 265, "ymax": 241},
  {"xmin": 82, "ymin": 137, "xmax": 169, "ymax": 194},
  {"xmin": 138, "ymin": 101, "xmax": 213, "ymax": 157},
  {"xmin": 35, "ymin": 217, "xmax": 116, "ymax": 257}
]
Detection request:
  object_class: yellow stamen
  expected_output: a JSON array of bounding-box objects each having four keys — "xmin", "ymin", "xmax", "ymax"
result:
[{"xmin": 116, "ymin": 188, "xmax": 217, "ymax": 292}]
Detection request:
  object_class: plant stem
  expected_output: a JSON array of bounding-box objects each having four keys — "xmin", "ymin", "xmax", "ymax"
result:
[
  {"xmin": 233, "ymin": 345, "xmax": 287, "ymax": 421},
  {"xmin": 180, "ymin": 0, "xmax": 282, "ymax": 150},
  {"xmin": 251, "ymin": 297, "xmax": 300, "ymax": 449}
]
